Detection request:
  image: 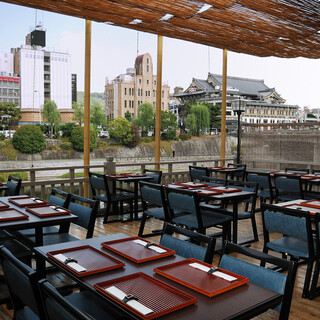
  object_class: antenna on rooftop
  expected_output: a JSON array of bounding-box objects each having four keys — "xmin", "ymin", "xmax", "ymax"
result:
[{"xmin": 137, "ymin": 31, "xmax": 139, "ymax": 57}]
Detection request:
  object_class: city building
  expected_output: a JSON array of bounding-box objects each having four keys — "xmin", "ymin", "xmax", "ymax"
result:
[
  {"xmin": 105, "ymin": 53, "xmax": 170, "ymax": 120},
  {"xmin": 175, "ymin": 73, "xmax": 299, "ymax": 129},
  {"xmin": 11, "ymin": 26, "xmax": 73, "ymax": 124},
  {"xmin": 0, "ymin": 71, "xmax": 20, "ymax": 106}
]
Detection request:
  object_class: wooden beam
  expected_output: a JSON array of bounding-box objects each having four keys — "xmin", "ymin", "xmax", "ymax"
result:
[
  {"xmin": 155, "ymin": 35, "xmax": 163, "ymax": 170},
  {"xmin": 83, "ymin": 20, "xmax": 91, "ymax": 198},
  {"xmin": 220, "ymin": 49, "xmax": 227, "ymax": 166}
]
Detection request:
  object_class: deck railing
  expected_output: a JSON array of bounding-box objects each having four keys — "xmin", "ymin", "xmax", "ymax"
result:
[{"xmin": 0, "ymin": 157, "xmax": 234, "ymax": 199}]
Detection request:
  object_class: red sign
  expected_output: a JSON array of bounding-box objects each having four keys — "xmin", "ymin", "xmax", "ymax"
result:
[
  {"xmin": 0, "ymin": 77, "xmax": 2, "ymax": 81},
  {"xmin": 2, "ymin": 77, "xmax": 8, "ymax": 81},
  {"xmin": 14, "ymin": 78, "xmax": 20, "ymax": 83},
  {"xmin": 8, "ymin": 77, "xmax": 14, "ymax": 82}
]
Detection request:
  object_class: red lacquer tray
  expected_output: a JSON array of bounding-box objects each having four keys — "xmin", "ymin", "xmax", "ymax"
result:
[
  {"xmin": 94, "ymin": 272, "xmax": 197, "ymax": 320},
  {"xmin": 301, "ymin": 200, "xmax": 320, "ymax": 210},
  {"xmin": 210, "ymin": 186, "xmax": 242, "ymax": 193},
  {"xmin": 8, "ymin": 196, "xmax": 47, "ymax": 207},
  {"xmin": 127, "ymin": 173, "xmax": 147, "ymax": 177},
  {"xmin": 0, "ymin": 208, "xmax": 29, "ymax": 222},
  {"xmin": 25, "ymin": 205, "xmax": 71, "ymax": 217},
  {"xmin": 301, "ymin": 174, "xmax": 319, "ymax": 180},
  {"xmin": 106, "ymin": 173, "xmax": 130, "ymax": 179},
  {"xmin": 154, "ymin": 258, "xmax": 249, "ymax": 297},
  {"xmin": 0, "ymin": 201, "xmax": 10, "ymax": 209},
  {"xmin": 282, "ymin": 203, "xmax": 318, "ymax": 215},
  {"xmin": 178, "ymin": 182, "xmax": 208, "ymax": 188},
  {"xmin": 47, "ymin": 245, "xmax": 125, "ymax": 277},
  {"xmin": 101, "ymin": 237, "xmax": 175, "ymax": 263},
  {"xmin": 165, "ymin": 184, "xmax": 188, "ymax": 189},
  {"xmin": 270, "ymin": 171, "xmax": 296, "ymax": 176},
  {"xmin": 191, "ymin": 189, "xmax": 224, "ymax": 195}
]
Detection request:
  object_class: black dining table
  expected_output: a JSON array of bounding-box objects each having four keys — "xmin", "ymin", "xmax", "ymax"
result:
[
  {"xmin": 0, "ymin": 195, "xmax": 77, "ymax": 246},
  {"xmin": 34, "ymin": 234, "xmax": 282, "ymax": 320}
]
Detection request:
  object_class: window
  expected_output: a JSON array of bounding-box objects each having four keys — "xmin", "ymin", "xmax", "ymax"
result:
[
  {"xmin": 125, "ymin": 100, "xmax": 127, "ymax": 108},
  {"xmin": 154, "ymin": 80, "xmax": 156, "ymax": 85},
  {"xmin": 139, "ymin": 79, "xmax": 141, "ymax": 84},
  {"xmin": 129, "ymin": 100, "xmax": 131, "ymax": 108},
  {"xmin": 147, "ymin": 65, "xmax": 149, "ymax": 72},
  {"xmin": 147, "ymin": 58, "xmax": 149, "ymax": 63},
  {"xmin": 124, "ymin": 88, "xmax": 127, "ymax": 95},
  {"xmin": 153, "ymin": 90, "xmax": 155, "ymax": 97},
  {"xmin": 147, "ymin": 80, "xmax": 149, "ymax": 84},
  {"xmin": 148, "ymin": 91, "xmax": 150, "ymax": 96},
  {"xmin": 146, "ymin": 91, "xmax": 147, "ymax": 96},
  {"xmin": 132, "ymin": 100, "xmax": 134, "ymax": 107},
  {"xmin": 162, "ymin": 90, "xmax": 164, "ymax": 98},
  {"xmin": 129, "ymin": 88, "xmax": 131, "ymax": 95}
]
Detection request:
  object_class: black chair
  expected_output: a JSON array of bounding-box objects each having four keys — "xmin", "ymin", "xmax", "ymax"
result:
[
  {"xmin": 138, "ymin": 181, "xmax": 170, "ymax": 237},
  {"xmin": 246, "ymin": 171, "xmax": 273, "ymax": 206},
  {"xmin": 0, "ymin": 246, "xmax": 46, "ymax": 319},
  {"xmin": 160, "ymin": 222, "xmax": 215, "ymax": 264},
  {"xmin": 38, "ymin": 279, "xmax": 129, "ymax": 320},
  {"xmin": 274, "ymin": 174, "xmax": 304, "ymax": 202},
  {"xmin": 225, "ymin": 180, "xmax": 259, "ymax": 243},
  {"xmin": 227, "ymin": 163, "xmax": 246, "ymax": 181},
  {"xmin": 89, "ymin": 171, "xmax": 134, "ymax": 223},
  {"xmin": 189, "ymin": 165, "xmax": 209, "ymax": 182},
  {"xmin": 4, "ymin": 175, "xmax": 22, "ymax": 196},
  {"xmin": 261, "ymin": 203, "xmax": 316, "ymax": 298},
  {"xmin": 285, "ymin": 167, "xmax": 309, "ymax": 174},
  {"xmin": 219, "ymin": 241, "xmax": 297, "ymax": 320},
  {"xmin": 166, "ymin": 187, "xmax": 231, "ymax": 240},
  {"xmin": 21, "ymin": 194, "xmax": 99, "ymax": 247},
  {"xmin": 143, "ymin": 169, "xmax": 162, "ymax": 184}
]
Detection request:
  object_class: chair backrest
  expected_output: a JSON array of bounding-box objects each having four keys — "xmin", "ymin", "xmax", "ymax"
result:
[
  {"xmin": 88, "ymin": 171, "xmax": 111, "ymax": 199},
  {"xmin": 0, "ymin": 246, "xmax": 45, "ymax": 319},
  {"xmin": 160, "ymin": 223, "xmax": 215, "ymax": 263},
  {"xmin": 189, "ymin": 165, "xmax": 209, "ymax": 182},
  {"xmin": 246, "ymin": 171, "xmax": 272, "ymax": 191},
  {"xmin": 227, "ymin": 179, "xmax": 258, "ymax": 207},
  {"xmin": 274, "ymin": 174, "xmax": 303, "ymax": 200},
  {"xmin": 4, "ymin": 175, "xmax": 22, "ymax": 196},
  {"xmin": 261, "ymin": 203, "xmax": 315, "ymax": 255},
  {"xmin": 140, "ymin": 181, "xmax": 170, "ymax": 219},
  {"xmin": 285, "ymin": 167, "xmax": 309, "ymax": 174},
  {"xmin": 39, "ymin": 280, "xmax": 94, "ymax": 320},
  {"xmin": 67, "ymin": 194, "xmax": 98, "ymax": 238},
  {"xmin": 48, "ymin": 188, "xmax": 71, "ymax": 208},
  {"xmin": 227, "ymin": 163, "xmax": 246, "ymax": 180},
  {"xmin": 201, "ymin": 176, "xmax": 227, "ymax": 186},
  {"xmin": 219, "ymin": 241, "xmax": 297, "ymax": 319},
  {"xmin": 143, "ymin": 169, "xmax": 162, "ymax": 184},
  {"xmin": 312, "ymin": 169, "xmax": 320, "ymax": 175},
  {"xmin": 166, "ymin": 187, "xmax": 204, "ymax": 230}
]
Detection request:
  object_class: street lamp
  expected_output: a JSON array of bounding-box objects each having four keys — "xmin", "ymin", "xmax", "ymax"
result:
[{"xmin": 231, "ymin": 98, "xmax": 247, "ymax": 164}]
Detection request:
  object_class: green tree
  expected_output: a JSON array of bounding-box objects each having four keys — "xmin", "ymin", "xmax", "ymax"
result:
[
  {"xmin": 43, "ymin": 100, "xmax": 61, "ymax": 138},
  {"xmin": 125, "ymin": 110, "xmax": 132, "ymax": 122},
  {"xmin": 60, "ymin": 123, "xmax": 76, "ymax": 138},
  {"xmin": 90, "ymin": 103, "xmax": 106, "ymax": 128},
  {"xmin": 134, "ymin": 103, "xmax": 154, "ymax": 136},
  {"xmin": 207, "ymin": 103, "xmax": 221, "ymax": 130},
  {"xmin": 72, "ymin": 102, "xmax": 84, "ymax": 125},
  {"xmin": 12, "ymin": 125, "xmax": 45, "ymax": 153},
  {"xmin": 0, "ymin": 102, "xmax": 21, "ymax": 131},
  {"xmin": 109, "ymin": 117, "xmax": 135, "ymax": 146},
  {"xmin": 186, "ymin": 102, "xmax": 210, "ymax": 136},
  {"xmin": 70, "ymin": 126, "xmax": 97, "ymax": 151},
  {"xmin": 160, "ymin": 110, "xmax": 178, "ymax": 140}
]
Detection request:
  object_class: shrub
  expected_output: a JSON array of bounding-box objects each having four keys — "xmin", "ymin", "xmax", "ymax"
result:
[
  {"xmin": 60, "ymin": 123, "xmax": 76, "ymax": 138},
  {"xmin": 60, "ymin": 141, "xmax": 73, "ymax": 150},
  {"xmin": 0, "ymin": 172, "xmax": 29, "ymax": 183},
  {"xmin": 161, "ymin": 128, "xmax": 176, "ymax": 141},
  {"xmin": 0, "ymin": 133, "xmax": 5, "ymax": 140},
  {"xmin": 127, "ymin": 124, "xmax": 140, "ymax": 148},
  {"xmin": 97, "ymin": 140, "xmax": 108, "ymax": 150},
  {"xmin": 70, "ymin": 126, "xmax": 97, "ymax": 152},
  {"xmin": 179, "ymin": 133, "xmax": 191, "ymax": 141},
  {"xmin": 0, "ymin": 141, "xmax": 5, "ymax": 149},
  {"xmin": 12, "ymin": 125, "xmax": 46, "ymax": 154}
]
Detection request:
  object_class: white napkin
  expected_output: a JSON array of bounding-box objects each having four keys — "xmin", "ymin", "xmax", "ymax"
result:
[
  {"xmin": 49, "ymin": 206, "xmax": 66, "ymax": 212},
  {"xmin": 189, "ymin": 262, "xmax": 237, "ymax": 281},
  {"xmin": 53, "ymin": 253, "xmax": 87, "ymax": 273},
  {"xmin": 31, "ymin": 198, "xmax": 44, "ymax": 203},
  {"xmin": 133, "ymin": 239, "xmax": 167, "ymax": 254},
  {"xmin": 106, "ymin": 286, "xmax": 153, "ymax": 315}
]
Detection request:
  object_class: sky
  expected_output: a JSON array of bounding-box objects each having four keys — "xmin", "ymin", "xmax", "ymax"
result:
[{"xmin": 0, "ymin": 2, "xmax": 319, "ymax": 110}]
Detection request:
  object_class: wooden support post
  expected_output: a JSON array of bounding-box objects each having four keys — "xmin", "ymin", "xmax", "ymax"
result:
[
  {"xmin": 84, "ymin": 20, "xmax": 92, "ymax": 198},
  {"xmin": 220, "ymin": 49, "xmax": 227, "ymax": 166},
  {"xmin": 155, "ymin": 35, "xmax": 163, "ymax": 171}
]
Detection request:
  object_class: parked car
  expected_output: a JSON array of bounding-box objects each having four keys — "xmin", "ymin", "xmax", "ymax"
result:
[{"xmin": 98, "ymin": 130, "xmax": 109, "ymax": 138}]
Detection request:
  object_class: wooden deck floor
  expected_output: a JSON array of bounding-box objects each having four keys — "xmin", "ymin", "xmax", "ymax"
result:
[{"xmin": 1, "ymin": 209, "xmax": 320, "ymax": 319}]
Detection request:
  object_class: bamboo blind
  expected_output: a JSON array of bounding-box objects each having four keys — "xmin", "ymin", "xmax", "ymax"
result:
[{"xmin": 4, "ymin": 0, "xmax": 320, "ymax": 58}]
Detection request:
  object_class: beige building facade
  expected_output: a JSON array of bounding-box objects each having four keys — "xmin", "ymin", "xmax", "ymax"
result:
[{"xmin": 105, "ymin": 53, "xmax": 170, "ymax": 120}]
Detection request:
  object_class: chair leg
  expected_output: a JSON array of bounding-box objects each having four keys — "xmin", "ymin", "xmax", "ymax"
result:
[
  {"xmin": 302, "ymin": 260, "xmax": 314, "ymax": 299},
  {"xmin": 138, "ymin": 214, "xmax": 147, "ymax": 237},
  {"xmin": 251, "ymin": 215, "xmax": 259, "ymax": 242},
  {"xmin": 309, "ymin": 259, "xmax": 320, "ymax": 299},
  {"xmin": 103, "ymin": 203, "xmax": 112, "ymax": 223}
]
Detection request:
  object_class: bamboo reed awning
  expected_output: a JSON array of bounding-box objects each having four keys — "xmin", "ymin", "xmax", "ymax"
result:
[{"xmin": 3, "ymin": 0, "xmax": 320, "ymax": 58}]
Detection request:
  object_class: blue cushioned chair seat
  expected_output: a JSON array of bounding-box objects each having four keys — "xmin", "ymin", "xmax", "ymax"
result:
[
  {"xmin": 266, "ymin": 236, "xmax": 310, "ymax": 258},
  {"xmin": 15, "ymin": 308, "xmax": 39, "ymax": 320},
  {"xmin": 26, "ymin": 233, "xmax": 78, "ymax": 246},
  {"xmin": 160, "ymin": 233, "xmax": 207, "ymax": 261},
  {"xmin": 258, "ymin": 190, "xmax": 271, "ymax": 199},
  {"xmin": 66, "ymin": 290, "xmax": 127, "ymax": 320},
  {"xmin": 16, "ymin": 226, "xmax": 60, "ymax": 237},
  {"xmin": 223, "ymin": 208, "xmax": 251, "ymax": 220},
  {"xmin": 145, "ymin": 208, "xmax": 165, "ymax": 219},
  {"xmin": 173, "ymin": 211, "xmax": 230, "ymax": 229},
  {"xmin": 219, "ymin": 254, "xmax": 286, "ymax": 312}
]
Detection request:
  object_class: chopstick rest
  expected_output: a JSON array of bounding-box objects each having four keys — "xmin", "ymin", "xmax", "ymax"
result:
[{"xmin": 53, "ymin": 253, "xmax": 87, "ymax": 272}]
